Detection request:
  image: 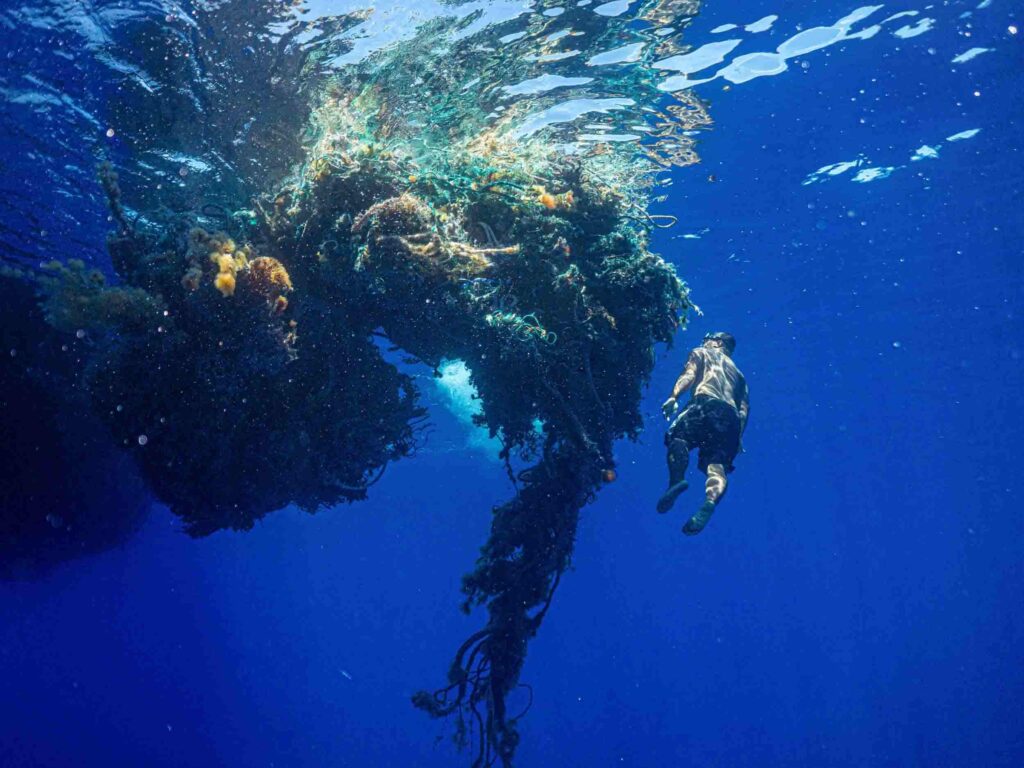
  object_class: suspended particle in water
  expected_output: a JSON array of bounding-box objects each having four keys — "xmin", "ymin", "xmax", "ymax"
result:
[
  {"xmin": 801, "ymin": 61, "xmax": 810, "ymax": 70},
  {"xmin": 1009, "ymin": 25, "xmax": 1018, "ymax": 35},
  {"xmin": 76, "ymin": 329, "xmax": 85, "ymax": 339},
  {"xmin": 179, "ymin": 166, "xmax": 189, "ymax": 178}
]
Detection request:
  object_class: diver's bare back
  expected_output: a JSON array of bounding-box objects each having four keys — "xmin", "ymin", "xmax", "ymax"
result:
[{"xmin": 690, "ymin": 346, "xmax": 746, "ymax": 408}]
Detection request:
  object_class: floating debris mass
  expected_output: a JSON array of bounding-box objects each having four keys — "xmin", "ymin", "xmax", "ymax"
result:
[{"xmin": 6, "ymin": 0, "xmax": 712, "ymax": 763}]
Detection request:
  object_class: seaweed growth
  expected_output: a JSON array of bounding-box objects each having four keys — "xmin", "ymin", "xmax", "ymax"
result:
[{"xmin": 22, "ymin": 0, "xmax": 710, "ymax": 761}]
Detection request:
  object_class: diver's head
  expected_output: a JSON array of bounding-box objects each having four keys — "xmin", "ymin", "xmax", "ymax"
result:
[{"xmin": 703, "ymin": 331, "xmax": 736, "ymax": 356}]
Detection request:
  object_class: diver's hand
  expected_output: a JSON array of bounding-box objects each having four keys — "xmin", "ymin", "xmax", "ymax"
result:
[{"xmin": 661, "ymin": 397, "xmax": 678, "ymax": 419}]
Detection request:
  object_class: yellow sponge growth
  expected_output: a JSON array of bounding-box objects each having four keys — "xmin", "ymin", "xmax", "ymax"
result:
[
  {"xmin": 214, "ymin": 271, "xmax": 236, "ymax": 297},
  {"xmin": 531, "ymin": 185, "xmax": 575, "ymax": 211},
  {"xmin": 211, "ymin": 251, "xmax": 241, "ymax": 297}
]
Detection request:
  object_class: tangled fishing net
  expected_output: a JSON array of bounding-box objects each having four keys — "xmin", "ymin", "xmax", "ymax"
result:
[{"xmin": 14, "ymin": 0, "xmax": 712, "ymax": 762}]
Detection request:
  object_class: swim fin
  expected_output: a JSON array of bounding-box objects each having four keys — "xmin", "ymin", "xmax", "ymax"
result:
[
  {"xmin": 683, "ymin": 500, "xmax": 717, "ymax": 536},
  {"xmin": 656, "ymin": 480, "xmax": 689, "ymax": 514}
]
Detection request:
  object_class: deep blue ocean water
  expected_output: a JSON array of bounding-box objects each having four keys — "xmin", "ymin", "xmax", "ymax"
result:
[{"xmin": 1, "ymin": 1, "xmax": 1022, "ymax": 766}]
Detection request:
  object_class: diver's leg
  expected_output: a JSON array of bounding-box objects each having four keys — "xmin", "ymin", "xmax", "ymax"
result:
[
  {"xmin": 657, "ymin": 439, "xmax": 690, "ymax": 513},
  {"xmin": 683, "ymin": 463, "xmax": 727, "ymax": 535},
  {"xmin": 705, "ymin": 463, "xmax": 728, "ymax": 504}
]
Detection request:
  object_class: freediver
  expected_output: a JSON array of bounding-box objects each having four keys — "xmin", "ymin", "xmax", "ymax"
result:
[{"xmin": 657, "ymin": 331, "xmax": 749, "ymax": 535}]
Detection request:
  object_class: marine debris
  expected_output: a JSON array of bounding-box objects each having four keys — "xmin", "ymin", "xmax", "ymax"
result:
[
  {"xmin": 19, "ymin": 0, "xmax": 711, "ymax": 762},
  {"xmin": 34, "ymin": 163, "xmax": 423, "ymax": 536}
]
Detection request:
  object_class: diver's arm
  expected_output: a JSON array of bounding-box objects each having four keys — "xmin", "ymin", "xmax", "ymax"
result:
[
  {"xmin": 671, "ymin": 366, "xmax": 697, "ymax": 399},
  {"xmin": 671, "ymin": 351, "xmax": 700, "ymax": 399},
  {"xmin": 737, "ymin": 385, "xmax": 749, "ymax": 435},
  {"xmin": 736, "ymin": 385, "xmax": 749, "ymax": 452},
  {"xmin": 662, "ymin": 351, "xmax": 699, "ymax": 417}
]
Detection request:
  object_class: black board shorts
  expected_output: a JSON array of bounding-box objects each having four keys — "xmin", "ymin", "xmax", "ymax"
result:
[{"xmin": 666, "ymin": 395, "xmax": 741, "ymax": 473}]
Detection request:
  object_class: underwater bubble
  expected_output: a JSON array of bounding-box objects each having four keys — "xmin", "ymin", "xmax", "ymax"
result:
[
  {"xmin": 178, "ymin": 167, "xmax": 189, "ymax": 177},
  {"xmin": 1009, "ymin": 25, "xmax": 1018, "ymax": 35},
  {"xmin": 138, "ymin": 435, "xmax": 149, "ymax": 446},
  {"xmin": 892, "ymin": 341, "xmax": 902, "ymax": 349},
  {"xmin": 106, "ymin": 128, "xmax": 115, "ymax": 138},
  {"xmin": 76, "ymin": 329, "xmax": 85, "ymax": 338},
  {"xmin": 46, "ymin": 513, "xmax": 64, "ymax": 529}
]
